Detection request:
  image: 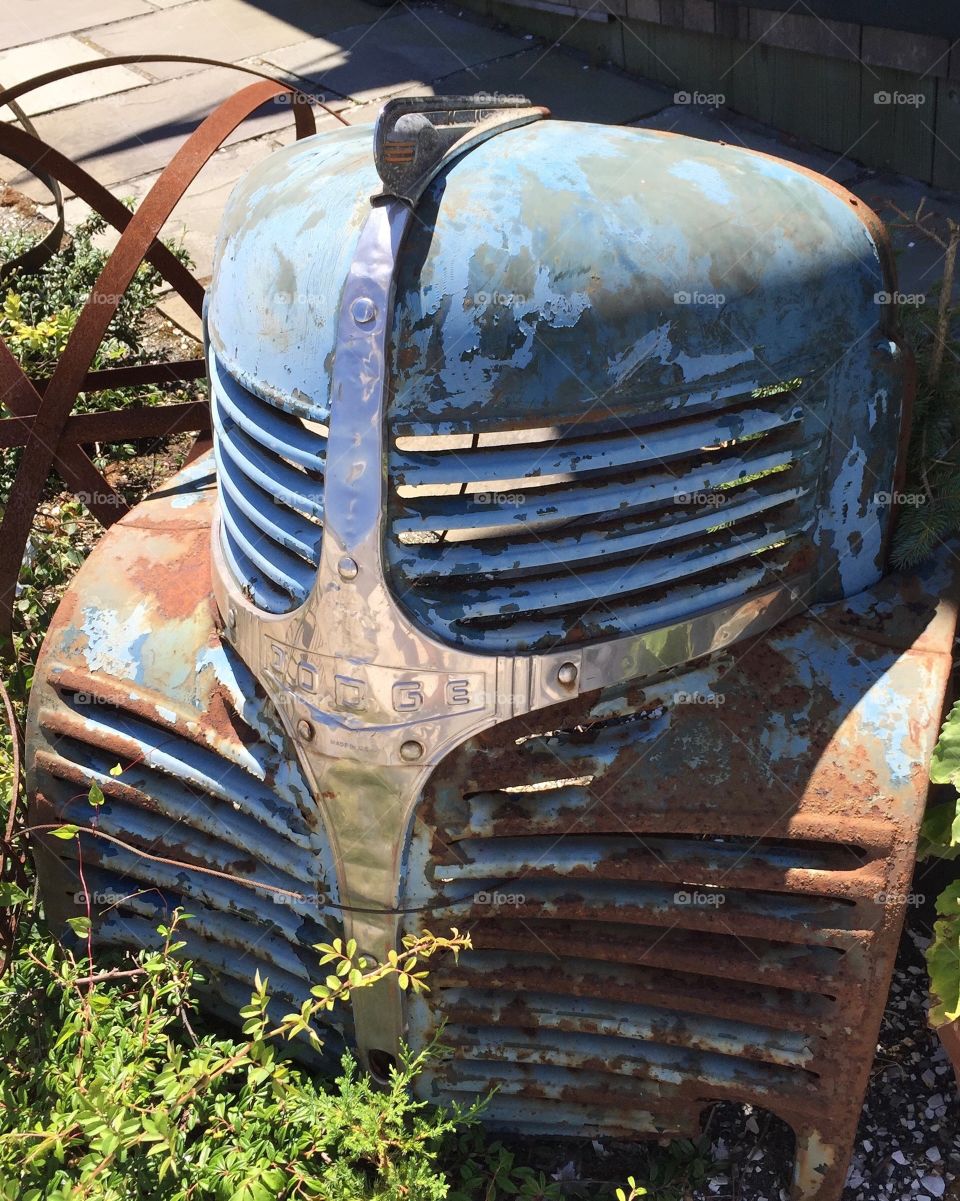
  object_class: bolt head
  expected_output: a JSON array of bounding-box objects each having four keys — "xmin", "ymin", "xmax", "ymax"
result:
[
  {"xmin": 226, "ymin": 607, "xmax": 237, "ymax": 630},
  {"xmin": 399, "ymin": 739, "xmax": 424, "ymax": 762},
  {"xmin": 337, "ymin": 555, "xmax": 359, "ymax": 580},
  {"xmin": 351, "ymin": 296, "xmax": 377, "ymax": 325},
  {"xmin": 296, "ymin": 718, "xmax": 315, "ymax": 742},
  {"xmin": 557, "ymin": 661, "xmax": 578, "ymax": 687}
]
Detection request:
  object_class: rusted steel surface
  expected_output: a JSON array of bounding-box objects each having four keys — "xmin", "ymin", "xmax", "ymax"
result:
[
  {"xmin": 24, "ymin": 453, "xmax": 349, "ymax": 1062},
  {"xmin": 404, "ymin": 553, "xmax": 959, "ymax": 1197},
  {"xmin": 0, "ymin": 59, "xmax": 322, "ymax": 648}
]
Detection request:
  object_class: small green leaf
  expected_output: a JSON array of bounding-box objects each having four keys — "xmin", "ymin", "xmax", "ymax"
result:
[
  {"xmin": 0, "ymin": 882, "xmax": 29, "ymax": 907},
  {"xmin": 88, "ymin": 782, "xmax": 105, "ymax": 807},
  {"xmin": 50, "ymin": 825, "xmax": 78, "ymax": 840},
  {"xmin": 931, "ymin": 700, "xmax": 960, "ymax": 787},
  {"xmin": 66, "ymin": 916, "xmax": 91, "ymax": 938},
  {"xmin": 108, "ymin": 763, "xmax": 123, "ymax": 777}
]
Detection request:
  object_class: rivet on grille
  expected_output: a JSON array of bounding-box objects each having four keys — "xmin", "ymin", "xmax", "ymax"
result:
[
  {"xmin": 351, "ymin": 297, "xmax": 377, "ymax": 325},
  {"xmin": 400, "ymin": 739, "xmax": 424, "ymax": 762},
  {"xmin": 226, "ymin": 606, "xmax": 237, "ymax": 630},
  {"xmin": 557, "ymin": 661, "xmax": 578, "ymax": 687},
  {"xmin": 296, "ymin": 718, "xmax": 315, "ymax": 742},
  {"xmin": 338, "ymin": 555, "xmax": 359, "ymax": 580}
]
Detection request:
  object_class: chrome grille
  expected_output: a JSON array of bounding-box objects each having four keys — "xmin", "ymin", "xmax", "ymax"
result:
[
  {"xmin": 210, "ymin": 352, "xmax": 327, "ymax": 613},
  {"xmin": 387, "ymin": 378, "xmax": 822, "ymax": 650}
]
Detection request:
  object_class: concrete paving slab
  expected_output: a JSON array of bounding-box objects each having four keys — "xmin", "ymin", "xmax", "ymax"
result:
[
  {"xmin": 85, "ymin": 0, "xmax": 391, "ymax": 81},
  {"xmin": 4, "ymin": 66, "xmax": 307, "ymax": 200},
  {"xmin": 0, "ymin": 0, "xmax": 153, "ymax": 51},
  {"xmin": 0, "ymin": 36, "xmax": 147, "ymax": 117},
  {"xmin": 156, "ymin": 289, "xmax": 203, "ymax": 341},
  {"xmin": 432, "ymin": 46, "xmax": 671, "ymax": 124},
  {"xmin": 260, "ymin": 9, "xmax": 526, "ymax": 105},
  {"xmin": 34, "ymin": 121, "xmax": 344, "ymax": 275}
]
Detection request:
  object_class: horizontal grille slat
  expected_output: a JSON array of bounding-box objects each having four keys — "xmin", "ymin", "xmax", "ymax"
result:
[
  {"xmin": 217, "ymin": 487, "xmax": 314, "ymax": 603},
  {"xmin": 37, "ymin": 703, "xmax": 315, "ymax": 842},
  {"xmin": 388, "ymin": 375, "xmax": 825, "ymax": 649},
  {"xmin": 438, "ymin": 988, "xmax": 813, "ymax": 1067},
  {"xmin": 214, "ymin": 440, "xmax": 320, "ymax": 562},
  {"xmin": 85, "ymin": 868, "xmax": 332, "ymax": 981},
  {"xmin": 211, "ymin": 353, "xmax": 325, "ymax": 614},
  {"xmin": 392, "ymin": 437, "xmax": 808, "ymax": 535},
  {"xmin": 424, "ymin": 522, "xmax": 807, "ymax": 624},
  {"xmin": 211, "ymin": 355, "xmax": 326, "ymax": 472},
  {"xmin": 218, "ymin": 520, "xmax": 295, "ymax": 613},
  {"xmin": 431, "ymin": 832, "xmax": 871, "ymax": 897},
  {"xmin": 40, "ymin": 779, "xmax": 311, "ymax": 897},
  {"xmin": 391, "ymin": 362, "xmax": 821, "ymax": 438},
  {"xmin": 433, "ymin": 1027, "xmax": 816, "ymax": 1093},
  {"xmin": 462, "ymin": 920, "xmax": 845, "ymax": 994},
  {"xmin": 434, "ymin": 952, "xmax": 833, "ymax": 1031},
  {"xmin": 35, "ymin": 750, "xmax": 319, "ymax": 885},
  {"xmin": 213, "ymin": 403, "xmax": 325, "ymax": 518},
  {"xmin": 389, "ymin": 483, "xmax": 808, "ymax": 580},
  {"xmin": 425, "ymin": 879, "xmax": 864, "ymax": 947},
  {"xmin": 453, "ymin": 557, "xmax": 788, "ymax": 643},
  {"xmin": 394, "ymin": 394, "xmax": 804, "ymax": 490},
  {"xmin": 425, "ymin": 1079, "xmax": 677, "ymax": 1135}
]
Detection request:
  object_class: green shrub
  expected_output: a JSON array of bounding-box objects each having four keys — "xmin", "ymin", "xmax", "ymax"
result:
[
  {"xmin": 923, "ymin": 700, "xmax": 960, "ymax": 1027},
  {"xmin": 1, "ymin": 207, "xmax": 182, "ymax": 375},
  {"xmin": 0, "ymin": 909, "xmax": 479, "ymax": 1201}
]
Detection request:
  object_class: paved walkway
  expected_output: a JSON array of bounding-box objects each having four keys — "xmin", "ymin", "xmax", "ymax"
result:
[{"xmin": 2, "ymin": 0, "xmax": 959, "ymax": 336}]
